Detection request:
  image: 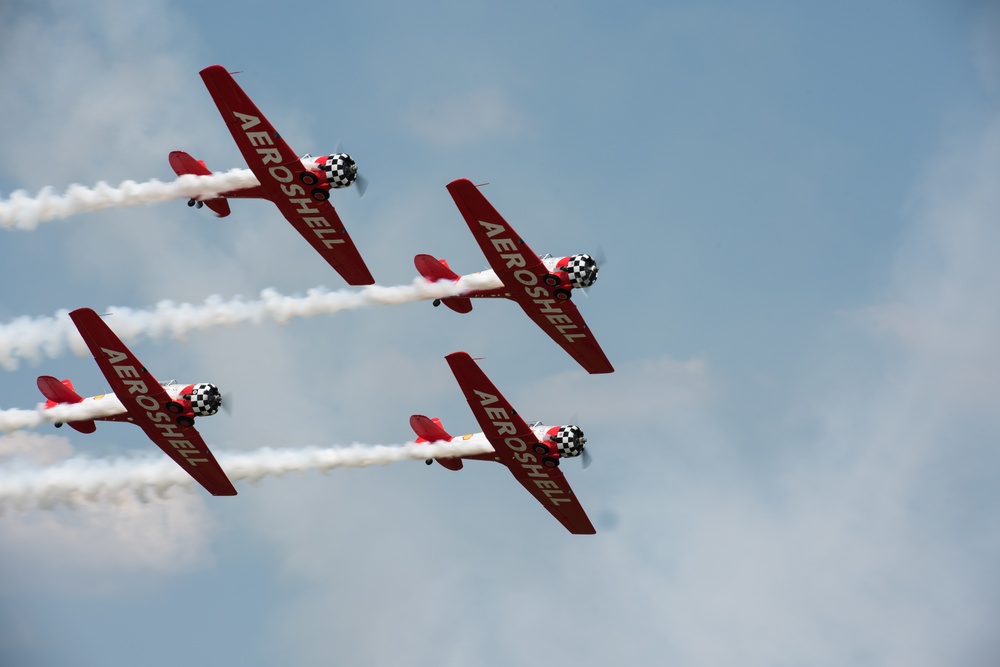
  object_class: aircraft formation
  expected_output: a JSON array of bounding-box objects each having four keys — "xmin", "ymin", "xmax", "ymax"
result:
[{"xmin": 14, "ymin": 65, "xmax": 614, "ymax": 535}]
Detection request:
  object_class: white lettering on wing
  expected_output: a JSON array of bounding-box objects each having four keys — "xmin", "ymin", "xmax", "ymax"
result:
[
  {"xmin": 101, "ymin": 347, "xmax": 210, "ymax": 468},
  {"xmin": 475, "ymin": 220, "xmax": 588, "ymax": 344},
  {"xmin": 232, "ymin": 110, "xmax": 346, "ymax": 251},
  {"xmin": 474, "ymin": 389, "xmax": 568, "ymax": 504}
]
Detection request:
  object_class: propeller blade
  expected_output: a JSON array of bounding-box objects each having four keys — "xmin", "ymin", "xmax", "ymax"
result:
[
  {"xmin": 355, "ymin": 172, "xmax": 369, "ymax": 198},
  {"xmin": 580, "ymin": 249, "xmax": 604, "ymax": 297},
  {"xmin": 581, "ymin": 447, "xmax": 593, "ymax": 469},
  {"xmin": 594, "ymin": 245, "xmax": 607, "ymax": 267},
  {"xmin": 220, "ymin": 391, "xmax": 234, "ymax": 416}
]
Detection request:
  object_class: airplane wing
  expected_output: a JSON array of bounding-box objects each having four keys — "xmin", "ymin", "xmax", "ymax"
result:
[
  {"xmin": 445, "ymin": 351, "xmax": 595, "ymax": 534},
  {"xmin": 68, "ymin": 308, "xmax": 237, "ymax": 496},
  {"xmin": 199, "ymin": 65, "xmax": 374, "ymax": 285},
  {"xmin": 446, "ymin": 178, "xmax": 613, "ymax": 374}
]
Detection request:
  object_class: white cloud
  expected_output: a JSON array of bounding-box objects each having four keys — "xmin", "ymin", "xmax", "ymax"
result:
[
  {"xmin": 0, "ymin": 436, "xmax": 213, "ymax": 596},
  {"xmin": 516, "ymin": 353, "xmax": 713, "ymax": 426},
  {"xmin": 861, "ymin": 112, "xmax": 1000, "ymax": 411},
  {"xmin": 0, "ymin": 491, "xmax": 212, "ymax": 595},
  {"xmin": 403, "ymin": 87, "xmax": 527, "ymax": 147},
  {"xmin": 0, "ymin": 431, "xmax": 73, "ymax": 466}
]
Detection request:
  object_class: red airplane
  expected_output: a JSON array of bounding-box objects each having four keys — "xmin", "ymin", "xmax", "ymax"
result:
[
  {"xmin": 170, "ymin": 64, "xmax": 375, "ymax": 286},
  {"xmin": 36, "ymin": 308, "xmax": 237, "ymax": 496},
  {"xmin": 411, "ymin": 351, "xmax": 595, "ymax": 534},
  {"xmin": 415, "ymin": 179, "xmax": 613, "ymax": 374}
]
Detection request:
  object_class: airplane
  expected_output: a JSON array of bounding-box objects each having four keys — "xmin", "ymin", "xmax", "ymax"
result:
[
  {"xmin": 169, "ymin": 64, "xmax": 375, "ymax": 286},
  {"xmin": 410, "ymin": 351, "xmax": 596, "ymax": 534},
  {"xmin": 36, "ymin": 307, "xmax": 237, "ymax": 496},
  {"xmin": 415, "ymin": 178, "xmax": 614, "ymax": 374}
]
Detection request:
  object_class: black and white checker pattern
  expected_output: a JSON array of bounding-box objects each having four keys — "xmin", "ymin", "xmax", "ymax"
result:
[
  {"xmin": 188, "ymin": 383, "xmax": 222, "ymax": 416},
  {"xmin": 319, "ymin": 153, "xmax": 358, "ymax": 189},
  {"xmin": 565, "ymin": 254, "xmax": 599, "ymax": 289},
  {"xmin": 553, "ymin": 425, "xmax": 586, "ymax": 458}
]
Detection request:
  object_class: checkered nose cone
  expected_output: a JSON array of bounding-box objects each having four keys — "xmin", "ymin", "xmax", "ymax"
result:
[
  {"xmin": 319, "ymin": 153, "xmax": 358, "ymax": 189},
  {"xmin": 566, "ymin": 254, "xmax": 599, "ymax": 289},
  {"xmin": 553, "ymin": 425, "xmax": 586, "ymax": 458},
  {"xmin": 188, "ymin": 383, "xmax": 222, "ymax": 416}
]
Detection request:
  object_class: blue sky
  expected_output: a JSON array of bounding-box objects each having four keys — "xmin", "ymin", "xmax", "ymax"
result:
[{"xmin": 1, "ymin": 1, "xmax": 999, "ymax": 665}]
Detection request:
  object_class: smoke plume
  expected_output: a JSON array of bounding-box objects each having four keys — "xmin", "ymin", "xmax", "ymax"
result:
[
  {"xmin": 0, "ymin": 440, "xmax": 494, "ymax": 512},
  {"xmin": 0, "ymin": 275, "xmax": 495, "ymax": 370},
  {"xmin": 0, "ymin": 170, "xmax": 259, "ymax": 230}
]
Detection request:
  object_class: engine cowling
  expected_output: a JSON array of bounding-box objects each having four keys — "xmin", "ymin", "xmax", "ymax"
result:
[
  {"xmin": 184, "ymin": 383, "xmax": 223, "ymax": 417},
  {"xmin": 546, "ymin": 424, "xmax": 587, "ymax": 459},
  {"xmin": 560, "ymin": 254, "xmax": 599, "ymax": 289},
  {"xmin": 313, "ymin": 153, "xmax": 359, "ymax": 189}
]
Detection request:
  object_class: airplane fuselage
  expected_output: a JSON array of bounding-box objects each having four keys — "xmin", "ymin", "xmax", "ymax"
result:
[
  {"xmin": 454, "ymin": 256, "xmax": 573, "ymax": 299},
  {"xmin": 44, "ymin": 382, "xmax": 218, "ymax": 425}
]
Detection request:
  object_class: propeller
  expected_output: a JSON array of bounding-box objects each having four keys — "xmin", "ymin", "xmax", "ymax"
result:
[
  {"xmin": 335, "ymin": 140, "xmax": 369, "ymax": 198},
  {"xmin": 570, "ymin": 414, "xmax": 591, "ymax": 469},
  {"xmin": 578, "ymin": 246, "xmax": 606, "ymax": 298},
  {"xmin": 355, "ymin": 172, "xmax": 369, "ymax": 197},
  {"xmin": 220, "ymin": 391, "xmax": 234, "ymax": 416},
  {"xmin": 593, "ymin": 244, "xmax": 607, "ymax": 269}
]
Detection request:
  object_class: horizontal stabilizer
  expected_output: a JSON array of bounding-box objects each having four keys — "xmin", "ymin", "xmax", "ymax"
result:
[
  {"xmin": 410, "ymin": 415, "xmax": 463, "ymax": 471},
  {"xmin": 410, "ymin": 414, "xmax": 452, "ymax": 442},
  {"xmin": 169, "ymin": 150, "xmax": 213, "ymax": 177},
  {"xmin": 203, "ymin": 198, "xmax": 231, "ymax": 217},
  {"xmin": 37, "ymin": 376, "xmax": 83, "ymax": 405},
  {"xmin": 442, "ymin": 296, "xmax": 472, "ymax": 314},
  {"xmin": 69, "ymin": 420, "xmax": 97, "ymax": 434},
  {"xmin": 414, "ymin": 254, "xmax": 460, "ymax": 282}
]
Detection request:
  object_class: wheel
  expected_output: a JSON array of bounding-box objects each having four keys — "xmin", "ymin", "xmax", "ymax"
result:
[
  {"xmin": 554, "ymin": 288, "xmax": 571, "ymax": 301},
  {"xmin": 187, "ymin": 199, "xmax": 196, "ymax": 207},
  {"xmin": 300, "ymin": 171, "xmax": 319, "ymax": 186},
  {"xmin": 543, "ymin": 273, "xmax": 561, "ymax": 287},
  {"xmin": 166, "ymin": 401, "xmax": 184, "ymax": 414},
  {"xmin": 425, "ymin": 459, "xmax": 433, "ymax": 466},
  {"xmin": 196, "ymin": 201, "xmax": 204, "ymax": 209},
  {"xmin": 532, "ymin": 443, "xmax": 548, "ymax": 455},
  {"xmin": 311, "ymin": 187, "xmax": 330, "ymax": 202},
  {"xmin": 176, "ymin": 415, "xmax": 195, "ymax": 428},
  {"xmin": 433, "ymin": 299, "xmax": 441, "ymax": 307},
  {"xmin": 55, "ymin": 422, "xmax": 63, "ymax": 428},
  {"xmin": 542, "ymin": 456, "xmax": 560, "ymax": 468}
]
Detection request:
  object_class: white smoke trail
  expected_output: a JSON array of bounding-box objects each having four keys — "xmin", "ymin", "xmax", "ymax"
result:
[
  {"xmin": 0, "ymin": 170, "xmax": 259, "ymax": 230},
  {"xmin": 0, "ymin": 398, "xmax": 126, "ymax": 433},
  {"xmin": 0, "ymin": 274, "xmax": 497, "ymax": 371},
  {"xmin": 0, "ymin": 440, "xmax": 494, "ymax": 512}
]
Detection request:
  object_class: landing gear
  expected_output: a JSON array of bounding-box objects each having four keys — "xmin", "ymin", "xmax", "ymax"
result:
[
  {"xmin": 542, "ymin": 456, "xmax": 560, "ymax": 469},
  {"xmin": 196, "ymin": 201, "xmax": 204, "ymax": 209},
  {"xmin": 533, "ymin": 443, "xmax": 549, "ymax": 455},
  {"xmin": 300, "ymin": 171, "xmax": 319, "ymax": 186},
  {"xmin": 166, "ymin": 401, "xmax": 184, "ymax": 414},
  {"xmin": 543, "ymin": 273, "xmax": 561, "ymax": 287},
  {"xmin": 433, "ymin": 299, "xmax": 442, "ymax": 307},
  {"xmin": 425, "ymin": 459, "xmax": 433, "ymax": 466},
  {"xmin": 54, "ymin": 422, "xmax": 63, "ymax": 428},
  {"xmin": 176, "ymin": 415, "xmax": 195, "ymax": 428},
  {"xmin": 311, "ymin": 187, "xmax": 330, "ymax": 202},
  {"xmin": 554, "ymin": 288, "xmax": 571, "ymax": 301},
  {"xmin": 187, "ymin": 199, "xmax": 196, "ymax": 207}
]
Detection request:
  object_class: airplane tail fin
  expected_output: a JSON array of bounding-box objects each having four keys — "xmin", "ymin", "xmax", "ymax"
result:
[
  {"xmin": 414, "ymin": 254, "xmax": 473, "ymax": 314},
  {"xmin": 37, "ymin": 376, "xmax": 96, "ymax": 433},
  {"xmin": 410, "ymin": 414, "xmax": 464, "ymax": 471},
  {"xmin": 168, "ymin": 150, "xmax": 232, "ymax": 217}
]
